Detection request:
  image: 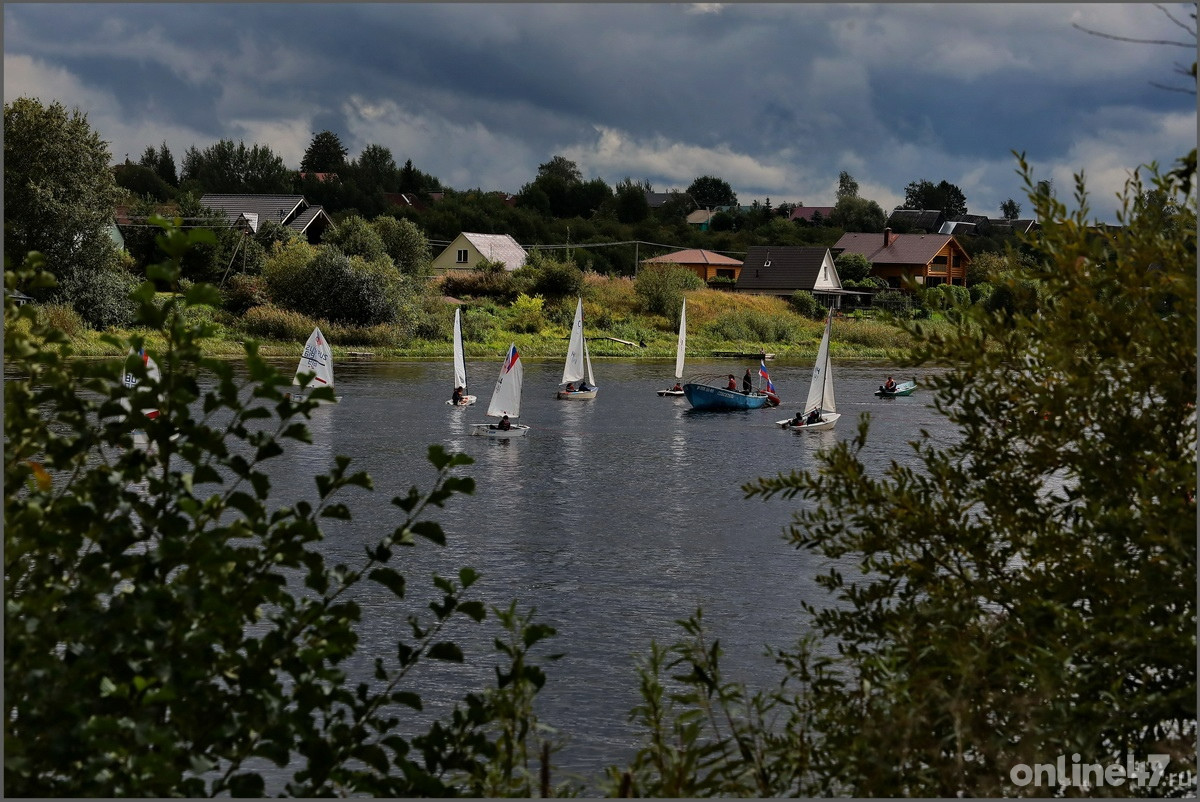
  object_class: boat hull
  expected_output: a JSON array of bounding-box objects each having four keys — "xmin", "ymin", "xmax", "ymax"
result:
[
  {"xmin": 470, "ymin": 423, "xmax": 530, "ymax": 438},
  {"xmin": 657, "ymin": 389, "xmax": 685, "ymax": 397},
  {"xmin": 777, "ymin": 412, "xmax": 841, "ymax": 431},
  {"xmin": 683, "ymin": 383, "xmax": 771, "ymax": 410},
  {"xmin": 556, "ymin": 389, "xmax": 597, "ymax": 400},
  {"xmin": 447, "ymin": 395, "xmax": 478, "ymax": 406},
  {"xmin": 875, "ymin": 381, "xmax": 916, "ymax": 397}
]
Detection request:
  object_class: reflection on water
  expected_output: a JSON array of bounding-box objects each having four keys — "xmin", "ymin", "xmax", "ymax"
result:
[{"xmin": 256, "ymin": 356, "xmax": 948, "ymax": 780}]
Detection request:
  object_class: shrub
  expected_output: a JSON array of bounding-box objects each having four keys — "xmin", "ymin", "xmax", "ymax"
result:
[
  {"xmin": 322, "ymin": 214, "xmax": 389, "ymax": 262},
  {"xmin": 789, "ymin": 289, "xmax": 821, "ymax": 319},
  {"xmin": 240, "ymin": 303, "xmax": 320, "ymax": 342},
  {"xmin": 39, "ymin": 303, "xmax": 87, "ymax": 339},
  {"xmin": 508, "ymin": 292, "xmax": 547, "ymax": 334},
  {"xmin": 969, "ymin": 281, "xmax": 995, "ymax": 305},
  {"xmin": 635, "ymin": 264, "xmax": 703, "ymax": 316},
  {"xmin": 222, "ymin": 273, "xmax": 270, "ymax": 315},
  {"xmin": 440, "ymin": 267, "xmax": 519, "ymax": 302},
  {"xmin": 54, "ymin": 266, "xmax": 139, "ymax": 329}
]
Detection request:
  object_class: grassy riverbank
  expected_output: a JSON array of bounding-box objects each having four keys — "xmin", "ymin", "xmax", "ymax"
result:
[{"xmin": 19, "ymin": 284, "xmax": 948, "ymax": 363}]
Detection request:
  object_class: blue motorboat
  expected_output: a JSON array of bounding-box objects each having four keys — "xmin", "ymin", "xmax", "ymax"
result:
[{"xmin": 682, "ymin": 377, "xmax": 773, "ymax": 411}]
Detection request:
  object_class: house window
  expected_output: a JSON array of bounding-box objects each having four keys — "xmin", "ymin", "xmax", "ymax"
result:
[{"xmin": 456, "ymin": 249, "xmax": 469, "ymax": 263}]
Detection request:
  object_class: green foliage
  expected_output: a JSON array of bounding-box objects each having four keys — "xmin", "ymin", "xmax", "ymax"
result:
[
  {"xmin": 518, "ymin": 252, "xmax": 584, "ymax": 299},
  {"xmin": 903, "ymin": 178, "xmax": 968, "ymax": 218},
  {"xmin": 440, "ymin": 267, "xmax": 519, "ymax": 303},
  {"xmin": 300, "ymin": 130, "xmax": 349, "ymax": 173},
  {"xmin": 264, "ymin": 243, "xmax": 402, "ymax": 326},
  {"xmin": 829, "ymin": 195, "xmax": 886, "ymax": 232},
  {"xmin": 4, "ymin": 226, "xmax": 560, "ymax": 797},
  {"xmin": 507, "ymin": 293, "xmax": 547, "ymax": 334},
  {"xmin": 4, "ymin": 96, "xmax": 125, "ymax": 318},
  {"xmin": 634, "ymin": 264, "xmax": 703, "ymax": 316},
  {"xmin": 240, "ymin": 303, "xmax": 319, "ymax": 342},
  {"xmin": 139, "ymin": 140, "xmax": 178, "ymax": 187},
  {"xmin": 834, "ymin": 252, "xmax": 872, "ymax": 282},
  {"xmin": 730, "ymin": 152, "xmax": 1197, "ymax": 795},
  {"xmin": 323, "ymin": 214, "xmax": 389, "ymax": 262},
  {"xmin": 788, "ymin": 289, "xmax": 821, "ymax": 319},
  {"xmin": 373, "ymin": 215, "xmax": 432, "ymax": 276},
  {"xmin": 702, "ymin": 307, "xmax": 800, "ymax": 343},
  {"xmin": 180, "ymin": 139, "xmax": 292, "ymax": 194},
  {"xmin": 686, "ymin": 175, "xmax": 737, "ymax": 208}
]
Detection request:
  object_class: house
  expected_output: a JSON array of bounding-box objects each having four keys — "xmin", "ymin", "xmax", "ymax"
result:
[
  {"xmin": 886, "ymin": 208, "xmax": 945, "ymax": 233},
  {"xmin": 833, "ymin": 229, "xmax": 970, "ymax": 288},
  {"xmin": 789, "ymin": 205, "xmax": 836, "ymax": 224},
  {"xmin": 639, "ymin": 248, "xmax": 743, "ymax": 283},
  {"xmin": 431, "ymin": 232, "xmax": 528, "ymax": 275},
  {"xmin": 734, "ymin": 246, "xmax": 845, "ymax": 307},
  {"xmin": 686, "ymin": 209, "xmax": 717, "ymax": 230},
  {"xmin": 199, "ymin": 194, "xmax": 334, "ymax": 244}
]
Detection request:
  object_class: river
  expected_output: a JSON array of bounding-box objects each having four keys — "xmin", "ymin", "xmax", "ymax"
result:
[{"xmin": 263, "ymin": 355, "xmax": 948, "ymax": 786}]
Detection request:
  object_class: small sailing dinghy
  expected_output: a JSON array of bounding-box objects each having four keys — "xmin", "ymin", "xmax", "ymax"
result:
[
  {"xmin": 470, "ymin": 344, "xmax": 530, "ymax": 438},
  {"xmin": 778, "ymin": 308, "xmax": 840, "ymax": 431},
  {"xmin": 122, "ymin": 347, "xmax": 163, "ymax": 449},
  {"xmin": 557, "ymin": 297, "xmax": 598, "ymax": 399},
  {"xmin": 875, "ymin": 379, "xmax": 917, "ymax": 397},
  {"xmin": 658, "ymin": 299, "xmax": 687, "ymax": 397},
  {"xmin": 288, "ymin": 326, "xmax": 340, "ymax": 402},
  {"xmin": 447, "ymin": 308, "xmax": 477, "ymax": 406}
]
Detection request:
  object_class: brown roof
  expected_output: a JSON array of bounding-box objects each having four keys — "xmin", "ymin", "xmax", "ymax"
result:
[
  {"xmin": 834, "ymin": 232, "xmax": 960, "ymax": 265},
  {"xmin": 641, "ymin": 248, "xmax": 742, "ymax": 266},
  {"xmin": 735, "ymin": 246, "xmax": 834, "ymax": 292},
  {"xmin": 789, "ymin": 206, "xmax": 835, "ymax": 222}
]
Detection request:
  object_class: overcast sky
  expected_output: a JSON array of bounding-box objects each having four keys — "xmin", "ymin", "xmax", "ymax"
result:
[{"xmin": 5, "ymin": 3, "xmax": 1195, "ymax": 222}]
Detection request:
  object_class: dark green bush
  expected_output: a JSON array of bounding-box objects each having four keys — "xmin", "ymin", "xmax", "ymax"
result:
[
  {"xmin": 634, "ymin": 264, "xmax": 703, "ymax": 316},
  {"xmin": 789, "ymin": 289, "xmax": 821, "ymax": 319},
  {"xmin": 240, "ymin": 303, "xmax": 320, "ymax": 342}
]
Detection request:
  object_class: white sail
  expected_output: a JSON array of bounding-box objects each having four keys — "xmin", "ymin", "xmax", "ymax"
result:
[
  {"xmin": 584, "ymin": 338, "xmax": 596, "ymax": 386},
  {"xmin": 452, "ymin": 308, "xmax": 468, "ymax": 391},
  {"xmin": 804, "ymin": 311, "xmax": 835, "ymax": 414},
  {"xmin": 674, "ymin": 299, "xmax": 687, "ymax": 379},
  {"xmin": 561, "ymin": 297, "xmax": 586, "ymax": 384},
  {"xmin": 487, "ymin": 344, "xmax": 523, "ymax": 419},
  {"xmin": 294, "ymin": 327, "xmax": 334, "ymax": 390}
]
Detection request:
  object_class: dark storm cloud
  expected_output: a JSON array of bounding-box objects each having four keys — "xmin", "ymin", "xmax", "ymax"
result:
[{"xmin": 5, "ymin": 3, "xmax": 1194, "ymax": 219}]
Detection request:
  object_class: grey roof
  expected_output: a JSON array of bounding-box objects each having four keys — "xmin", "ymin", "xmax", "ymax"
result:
[
  {"xmin": 289, "ymin": 205, "xmax": 333, "ymax": 235},
  {"xmin": 461, "ymin": 232, "xmax": 528, "ymax": 272},
  {"xmin": 887, "ymin": 208, "xmax": 945, "ymax": 231},
  {"xmin": 199, "ymin": 194, "xmax": 307, "ymax": 227},
  {"xmin": 735, "ymin": 246, "xmax": 833, "ymax": 292}
]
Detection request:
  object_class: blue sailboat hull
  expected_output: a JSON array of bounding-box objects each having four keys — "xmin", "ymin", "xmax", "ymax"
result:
[{"xmin": 683, "ymin": 383, "xmax": 771, "ymax": 410}]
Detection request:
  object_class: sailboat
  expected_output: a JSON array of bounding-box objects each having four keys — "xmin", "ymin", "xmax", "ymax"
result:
[
  {"xmin": 778, "ymin": 308, "xmax": 840, "ymax": 431},
  {"xmin": 471, "ymin": 344, "xmax": 530, "ymax": 438},
  {"xmin": 557, "ymin": 297, "xmax": 597, "ymax": 399},
  {"xmin": 447, "ymin": 308, "xmax": 477, "ymax": 406},
  {"xmin": 122, "ymin": 347, "xmax": 163, "ymax": 449},
  {"xmin": 288, "ymin": 326, "xmax": 339, "ymax": 402},
  {"xmin": 657, "ymin": 299, "xmax": 687, "ymax": 396}
]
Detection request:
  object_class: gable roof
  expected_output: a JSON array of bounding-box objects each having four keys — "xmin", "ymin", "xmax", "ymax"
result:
[
  {"xmin": 644, "ymin": 190, "xmax": 676, "ymax": 208},
  {"xmin": 789, "ymin": 206, "xmax": 836, "ymax": 222},
  {"xmin": 886, "ymin": 208, "xmax": 945, "ymax": 231},
  {"xmin": 641, "ymin": 248, "xmax": 742, "ymax": 267},
  {"xmin": 461, "ymin": 232, "xmax": 528, "ymax": 271},
  {"xmin": 289, "ymin": 205, "xmax": 334, "ymax": 236},
  {"xmin": 200, "ymin": 194, "xmax": 308, "ymax": 228},
  {"xmin": 735, "ymin": 246, "xmax": 837, "ymax": 292},
  {"xmin": 834, "ymin": 231, "xmax": 961, "ymax": 265}
]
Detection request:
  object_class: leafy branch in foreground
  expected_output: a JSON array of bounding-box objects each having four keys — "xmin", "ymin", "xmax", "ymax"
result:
[{"xmin": 4, "ymin": 220, "xmax": 561, "ymax": 797}]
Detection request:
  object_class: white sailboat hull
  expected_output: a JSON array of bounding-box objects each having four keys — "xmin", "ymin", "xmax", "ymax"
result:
[
  {"xmin": 470, "ymin": 423, "xmax": 530, "ymax": 438},
  {"xmin": 446, "ymin": 395, "xmax": 477, "ymax": 406},
  {"xmin": 657, "ymin": 389, "xmax": 685, "ymax": 397},
  {"xmin": 777, "ymin": 412, "xmax": 841, "ymax": 431},
  {"xmin": 556, "ymin": 389, "xmax": 597, "ymax": 400}
]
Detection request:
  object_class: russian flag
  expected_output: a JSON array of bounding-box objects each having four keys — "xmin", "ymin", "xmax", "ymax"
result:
[
  {"xmin": 503, "ymin": 345, "xmax": 520, "ymax": 373},
  {"xmin": 759, "ymin": 360, "xmax": 775, "ymax": 393}
]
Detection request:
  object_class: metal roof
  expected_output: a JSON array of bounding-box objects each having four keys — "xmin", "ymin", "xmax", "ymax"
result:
[
  {"xmin": 735, "ymin": 246, "xmax": 837, "ymax": 291},
  {"xmin": 461, "ymin": 233, "xmax": 528, "ymax": 272}
]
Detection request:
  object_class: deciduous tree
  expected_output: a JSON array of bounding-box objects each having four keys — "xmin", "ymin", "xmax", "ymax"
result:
[{"xmin": 686, "ymin": 175, "xmax": 737, "ymax": 209}]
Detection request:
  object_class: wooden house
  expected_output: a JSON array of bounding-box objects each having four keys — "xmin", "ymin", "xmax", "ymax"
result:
[
  {"xmin": 640, "ymin": 248, "xmax": 743, "ymax": 282},
  {"xmin": 833, "ymin": 229, "xmax": 970, "ymax": 288}
]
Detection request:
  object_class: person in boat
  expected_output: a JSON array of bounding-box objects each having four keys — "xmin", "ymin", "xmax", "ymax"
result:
[
  {"xmin": 792, "ymin": 410, "xmax": 806, "ymax": 427},
  {"xmin": 578, "ymin": 380, "xmax": 590, "ymax": 392},
  {"xmin": 726, "ymin": 374, "xmax": 737, "ymax": 390},
  {"xmin": 742, "ymin": 369, "xmax": 753, "ymax": 394},
  {"xmin": 883, "ymin": 376, "xmax": 897, "ymax": 393},
  {"xmin": 497, "ymin": 414, "xmax": 512, "ymax": 430},
  {"xmin": 565, "ymin": 382, "xmax": 575, "ymax": 393},
  {"xmin": 672, "ymin": 382, "xmax": 683, "ymax": 392},
  {"xmin": 452, "ymin": 386, "xmax": 465, "ymax": 405},
  {"xmin": 806, "ymin": 407, "xmax": 821, "ymax": 425}
]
